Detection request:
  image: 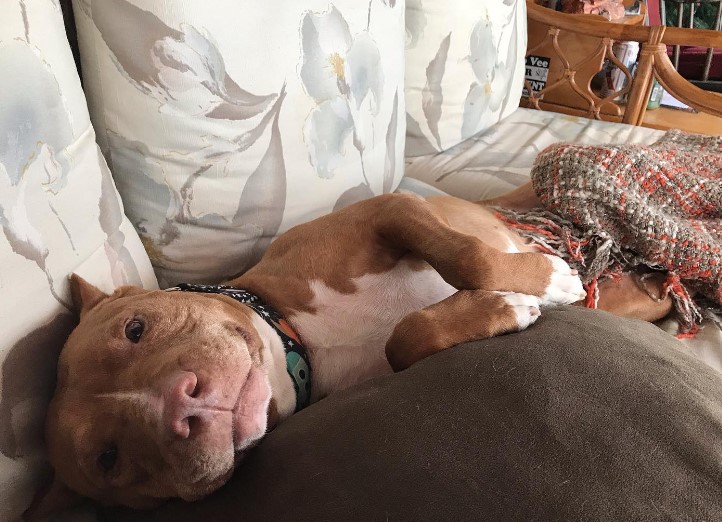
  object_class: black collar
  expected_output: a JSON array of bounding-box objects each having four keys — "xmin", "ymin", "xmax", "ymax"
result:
[{"xmin": 168, "ymin": 283, "xmax": 311, "ymax": 412}]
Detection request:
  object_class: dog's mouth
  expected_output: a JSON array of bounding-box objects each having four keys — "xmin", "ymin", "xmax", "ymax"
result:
[{"xmin": 230, "ymin": 365, "xmax": 272, "ymax": 453}]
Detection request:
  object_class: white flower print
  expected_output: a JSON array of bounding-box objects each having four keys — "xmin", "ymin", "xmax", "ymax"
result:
[
  {"xmin": 462, "ymin": 2, "xmax": 520, "ymax": 139},
  {"xmin": 299, "ymin": 5, "xmax": 385, "ymax": 179},
  {"xmin": 91, "ymin": 0, "xmax": 275, "ymax": 120}
]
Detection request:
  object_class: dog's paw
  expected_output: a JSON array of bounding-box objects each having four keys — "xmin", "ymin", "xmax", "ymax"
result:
[
  {"xmin": 497, "ymin": 292, "xmax": 541, "ymax": 331},
  {"xmin": 540, "ymin": 255, "xmax": 586, "ymax": 306}
]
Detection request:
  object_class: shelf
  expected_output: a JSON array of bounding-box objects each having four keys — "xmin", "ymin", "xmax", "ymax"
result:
[{"xmin": 642, "ymin": 106, "xmax": 722, "ymax": 134}]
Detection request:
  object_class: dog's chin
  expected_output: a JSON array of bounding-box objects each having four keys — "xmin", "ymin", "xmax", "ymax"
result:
[{"xmin": 231, "ymin": 365, "xmax": 272, "ymax": 453}]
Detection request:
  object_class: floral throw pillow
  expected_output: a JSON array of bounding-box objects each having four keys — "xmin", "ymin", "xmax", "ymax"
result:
[
  {"xmin": 0, "ymin": 1, "xmax": 156, "ymax": 519},
  {"xmin": 405, "ymin": 0, "xmax": 527, "ymax": 157},
  {"xmin": 73, "ymin": 0, "xmax": 405, "ymax": 286}
]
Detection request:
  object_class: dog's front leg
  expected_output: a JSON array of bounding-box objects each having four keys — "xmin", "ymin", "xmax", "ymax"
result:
[
  {"xmin": 375, "ymin": 194, "xmax": 584, "ymax": 304},
  {"xmin": 385, "ymin": 289, "xmax": 540, "ymax": 371},
  {"xmin": 375, "ymin": 194, "xmax": 585, "ymax": 371}
]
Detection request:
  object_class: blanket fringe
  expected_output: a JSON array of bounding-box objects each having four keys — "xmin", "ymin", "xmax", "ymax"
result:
[
  {"xmin": 663, "ymin": 274, "xmax": 703, "ymax": 338},
  {"xmin": 492, "ymin": 207, "xmax": 712, "ymax": 337}
]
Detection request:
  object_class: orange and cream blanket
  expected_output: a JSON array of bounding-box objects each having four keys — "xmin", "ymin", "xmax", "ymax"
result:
[{"xmin": 494, "ymin": 130, "xmax": 722, "ymax": 335}]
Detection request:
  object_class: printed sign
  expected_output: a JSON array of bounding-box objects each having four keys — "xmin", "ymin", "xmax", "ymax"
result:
[{"xmin": 523, "ymin": 55, "xmax": 550, "ymax": 97}]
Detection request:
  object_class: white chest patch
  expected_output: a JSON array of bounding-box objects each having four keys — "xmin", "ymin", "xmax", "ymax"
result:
[{"xmin": 289, "ymin": 260, "xmax": 456, "ymax": 400}]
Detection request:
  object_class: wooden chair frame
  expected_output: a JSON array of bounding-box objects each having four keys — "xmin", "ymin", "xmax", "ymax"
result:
[{"xmin": 524, "ymin": 0, "xmax": 722, "ymax": 126}]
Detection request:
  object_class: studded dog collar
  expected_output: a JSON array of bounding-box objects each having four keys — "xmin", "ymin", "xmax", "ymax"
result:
[{"xmin": 168, "ymin": 283, "xmax": 312, "ymax": 412}]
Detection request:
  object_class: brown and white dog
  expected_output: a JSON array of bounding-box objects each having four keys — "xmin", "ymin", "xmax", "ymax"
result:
[{"xmin": 28, "ymin": 188, "xmax": 674, "ymax": 518}]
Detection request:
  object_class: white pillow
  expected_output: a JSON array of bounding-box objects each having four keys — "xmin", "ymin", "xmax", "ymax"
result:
[
  {"xmin": 0, "ymin": 1, "xmax": 157, "ymax": 519},
  {"xmin": 405, "ymin": 0, "xmax": 527, "ymax": 156},
  {"xmin": 73, "ymin": 0, "xmax": 406, "ymax": 286}
]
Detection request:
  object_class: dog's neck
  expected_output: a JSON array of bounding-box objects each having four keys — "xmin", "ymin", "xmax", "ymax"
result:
[
  {"xmin": 170, "ymin": 284, "xmax": 311, "ymax": 427},
  {"xmin": 246, "ymin": 311, "xmax": 304, "ymax": 428}
]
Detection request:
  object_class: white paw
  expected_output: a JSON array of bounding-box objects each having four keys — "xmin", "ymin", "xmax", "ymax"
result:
[
  {"xmin": 540, "ymin": 255, "xmax": 586, "ymax": 306},
  {"xmin": 497, "ymin": 292, "xmax": 541, "ymax": 331}
]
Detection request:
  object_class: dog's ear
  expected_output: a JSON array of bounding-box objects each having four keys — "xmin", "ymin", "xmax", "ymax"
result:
[
  {"xmin": 23, "ymin": 472, "xmax": 85, "ymax": 521},
  {"xmin": 69, "ymin": 273, "xmax": 108, "ymax": 318}
]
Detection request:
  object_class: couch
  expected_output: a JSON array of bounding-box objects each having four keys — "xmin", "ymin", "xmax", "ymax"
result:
[{"xmin": 1, "ymin": 0, "xmax": 721, "ymax": 520}]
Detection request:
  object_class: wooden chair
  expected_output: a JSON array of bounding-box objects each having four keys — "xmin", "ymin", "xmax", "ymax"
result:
[{"xmin": 522, "ymin": 0, "xmax": 722, "ymax": 126}]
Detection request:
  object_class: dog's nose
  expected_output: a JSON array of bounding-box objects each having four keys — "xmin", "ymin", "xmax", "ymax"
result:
[{"xmin": 164, "ymin": 371, "xmax": 202, "ymax": 439}]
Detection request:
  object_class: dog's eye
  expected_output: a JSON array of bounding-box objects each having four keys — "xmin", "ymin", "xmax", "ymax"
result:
[
  {"xmin": 125, "ymin": 319, "xmax": 144, "ymax": 343},
  {"xmin": 97, "ymin": 446, "xmax": 118, "ymax": 473}
]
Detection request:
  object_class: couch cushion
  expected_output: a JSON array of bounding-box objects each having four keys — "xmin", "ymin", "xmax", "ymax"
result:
[
  {"xmin": 0, "ymin": 1, "xmax": 156, "ymax": 519},
  {"xmin": 405, "ymin": 0, "xmax": 527, "ymax": 157},
  {"xmin": 406, "ymin": 107, "xmax": 666, "ymax": 201},
  {"xmin": 105, "ymin": 306, "xmax": 722, "ymax": 521},
  {"xmin": 72, "ymin": 0, "xmax": 405, "ymax": 286}
]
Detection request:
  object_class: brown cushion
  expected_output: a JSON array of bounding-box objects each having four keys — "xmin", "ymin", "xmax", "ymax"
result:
[{"xmin": 104, "ymin": 307, "xmax": 722, "ymax": 521}]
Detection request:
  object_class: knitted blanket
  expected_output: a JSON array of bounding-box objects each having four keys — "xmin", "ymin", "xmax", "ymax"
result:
[{"xmin": 493, "ymin": 130, "xmax": 722, "ymax": 335}]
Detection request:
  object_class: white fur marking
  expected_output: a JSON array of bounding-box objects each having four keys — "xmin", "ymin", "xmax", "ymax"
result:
[
  {"xmin": 290, "ymin": 261, "xmax": 456, "ymax": 400},
  {"xmin": 540, "ymin": 255, "xmax": 586, "ymax": 306},
  {"xmin": 497, "ymin": 292, "xmax": 541, "ymax": 330},
  {"xmin": 96, "ymin": 391, "xmax": 153, "ymax": 407},
  {"xmin": 504, "ymin": 237, "xmax": 520, "ymax": 253}
]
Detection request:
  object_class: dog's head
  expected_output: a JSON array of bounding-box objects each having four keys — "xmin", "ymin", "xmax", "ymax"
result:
[{"xmin": 28, "ymin": 275, "xmax": 275, "ymax": 518}]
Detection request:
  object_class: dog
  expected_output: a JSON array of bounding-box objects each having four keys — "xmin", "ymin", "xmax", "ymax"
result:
[{"xmin": 27, "ymin": 189, "xmax": 674, "ymax": 518}]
